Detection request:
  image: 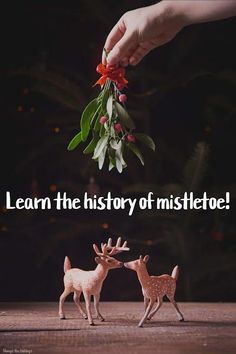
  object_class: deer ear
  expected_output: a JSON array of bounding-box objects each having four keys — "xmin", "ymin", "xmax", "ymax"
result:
[
  {"xmin": 95, "ymin": 256, "xmax": 101, "ymax": 264},
  {"xmin": 143, "ymin": 255, "xmax": 149, "ymax": 263},
  {"xmin": 93, "ymin": 244, "xmax": 101, "ymax": 254}
]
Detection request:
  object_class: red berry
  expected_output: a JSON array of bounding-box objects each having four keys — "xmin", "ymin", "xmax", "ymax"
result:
[
  {"xmin": 99, "ymin": 116, "xmax": 108, "ymax": 124},
  {"xmin": 114, "ymin": 123, "xmax": 122, "ymax": 133},
  {"xmin": 127, "ymin": 134, "xmax": 135, "ymax": 142},
  {"xmin": 119, "ymin": 94, "xmax": 127, "ymax": 103}
]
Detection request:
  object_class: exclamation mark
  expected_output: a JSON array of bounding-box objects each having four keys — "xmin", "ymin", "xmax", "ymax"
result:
[{"xmin": 225, "ymin": 192, "xmax": 230, "ymax": 210}]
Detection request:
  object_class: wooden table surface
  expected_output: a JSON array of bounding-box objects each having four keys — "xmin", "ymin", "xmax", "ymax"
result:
[{"xmin": 0, "ymin": 302, "xmax": 236, "ymax": 354}]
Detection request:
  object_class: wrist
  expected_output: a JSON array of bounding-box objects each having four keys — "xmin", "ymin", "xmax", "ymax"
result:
[{"xmin": 160, "ymin": 0, "xmax": 192, "ymax": 27}]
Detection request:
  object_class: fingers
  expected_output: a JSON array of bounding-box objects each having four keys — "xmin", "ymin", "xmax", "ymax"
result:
[
  {"xmin": 102, "ymin": 7, "xmax": 174, "ymax": 67},
  {"xmin": 102, "ymin": 19, "xmax": 126, "ymax": 65},
  {"xmin": 129, "ymin": 34, "xmax": 170, "ymax": 66},
  {"xmin": 103, "ymin": 16, "xmax": 136, "ymax": 66},
  {"xmin": 120, "ymin": 57, "xmax": 129, "ymax": 67},
  {"xmin": 106, "ymin": 30, "xmax": 136, "ymax": 66},
  {"xmin": 129, "ymin": 44, "xmax": 153, "ymax": 66}
]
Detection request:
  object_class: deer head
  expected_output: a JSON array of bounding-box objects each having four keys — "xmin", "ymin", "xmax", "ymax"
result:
[
  {"xmin": 93, "ymin": 237, "xmax": 130, "ymax": 269},
  {"xmin": 124, "ymin": 255, "xmax": 149, "ymax": 271}
]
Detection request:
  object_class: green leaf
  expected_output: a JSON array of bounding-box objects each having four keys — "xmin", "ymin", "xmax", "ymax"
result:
[
  {"xmin": 115, "ymin": 141, "xmax": 126, "ymax": 173},
  {"xmin": 108, "ymin": 147, "xmax": 116, "ymax": 159},
  {"xmin": 81, "ymin": 98, "xmax": 98, "ymax": 141},
  {"xmin": 93, "ymin": 135, "xmax": 109, "ymax": 159},
  {"xmin": 109, "ymin": 161, "xmax": 114, "ymax": 171},
  {"xmin": 110, "ymin": 139, "xmax": 121, "ymax": 150},
  {"xmin": 114, "ymin": 101, "xmax": 135, "ymax": 129},
  {"xmin": 90, "ymin": 105, "xmax": 101, "ymax": 127},
  {"xmin": 110, "ymin": 124, "xmax": 116, "ymax": 138},
  {"xmin": 115, "ymin": 141, "xmax": 126, "ymax": 166},
  {"xmin": 134, "ymin": 133, "xmax": 156, "ymax": 151},
  {"xmin": 127, "ymin": 143, "xmax": 144, "ymax": 165},
  {"xmin": 99, "ymin": 122, "xmax": 106, "ymax": 137},
  {"xmin": 98, "ymin": 146, "xmax": 107, "ymax": 170},
  {"xmin": 101, "ymin": 90, "xmax": 109, "ymax": 114},
  {"xmin": 67, "ymin": 131, "xmax": 82, "ymax": 151},
  {"xmin": 107, "ymin": 95, "xmax": 113, "ymax": 118},
  {"xmin": 83, "ymin": 136, "xmax": 99, "ymax": 154},
  {"xmin": 94, "ymin": 113, "xmax": 101, "ymax": 132},
  {"xmin": 109, "ymin": 155, "xmax": 116, "ymax": 171},
  {"xmin": 116, "ymin": 157, "xmax": 123, "ymax": 173}
]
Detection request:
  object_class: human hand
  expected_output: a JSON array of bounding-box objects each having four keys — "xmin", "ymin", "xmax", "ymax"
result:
[
  {"xmin": 102, "ymin": 2, "xmax": 185, "ymax": 67},
  {"xmin": 103, "ymin": 0, "xmax": 236, "ymax": 67}
]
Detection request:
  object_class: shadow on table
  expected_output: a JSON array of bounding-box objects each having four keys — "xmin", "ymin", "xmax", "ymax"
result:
[{"xmin": 109, "ymin": 318, "xmax": 236, "ymax": 328}]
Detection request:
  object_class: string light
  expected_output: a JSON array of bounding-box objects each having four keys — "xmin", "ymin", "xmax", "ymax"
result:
[
  {"xmin": 102, "ymin": 223, "xmax": 109, "ymax": 229},
  {"xmin": 1, "ymin": 226, "xmax": 7, "ymax": 232},
  {"xmin": 49, "ymin": 184, "xmax": 57, "ymax": 192},
  {"xmin": 17, "ymin": 106, "xmax": 23, "ymax": 112},
  {"xmin": 30, "ymin": 107, "xmax": 35, "ymax": 113},
  {"xmin": 146, "ymin": 240, "xmax": 154, "ymax": 246},
  {"xmin": 23, "ymin": 88, "xmax": 29, "ymax": 95},
  {"xmin": 52, "ymin": 127, "xmax": 60, "ymax": 133}
]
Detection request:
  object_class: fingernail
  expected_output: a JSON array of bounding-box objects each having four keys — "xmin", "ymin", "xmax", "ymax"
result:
[
  {"xmin": 129, "ymin": 57, "xmax": 137, "ymax": 66},
  {"xmin": 107, "ymin": 54, "xmax": 116, "ymax": 66},
  {"xmin": 120, "ymin": 57, "xmax": 128, "ymax": 67}
]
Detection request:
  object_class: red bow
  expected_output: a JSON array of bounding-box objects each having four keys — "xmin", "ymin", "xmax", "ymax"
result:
[{"xmin": 94, "ymin": 63, "xmax": 128, "ymax": 89}]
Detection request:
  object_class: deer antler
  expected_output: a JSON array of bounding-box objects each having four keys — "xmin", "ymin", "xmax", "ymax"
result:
[
  {"xmin": 103, "ymin": 237, "xmax": 130, "ymax": 256},
  {"xmin": 93, "ymin": 243, "xmax": 108, "ymax": 257},
  {"xmin": 94, "ymin": 237, "xmax": 129, "ymax": 257}
]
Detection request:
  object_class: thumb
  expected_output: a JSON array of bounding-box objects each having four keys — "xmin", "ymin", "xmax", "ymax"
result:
[{"xmin": 107, "ymin": 31, "xmax": 135, "ymax": 66}]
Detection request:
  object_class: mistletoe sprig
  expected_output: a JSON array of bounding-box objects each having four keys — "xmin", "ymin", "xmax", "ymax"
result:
[{"xmin": 67, "ymin": 61, "xmax": 155, "ymax": 173}]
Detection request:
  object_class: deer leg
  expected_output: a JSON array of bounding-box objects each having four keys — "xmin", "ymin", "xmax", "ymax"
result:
[
  {"xmin": 138, "ymin": 299, "xmax": 155, "ymax": 327},
  {"xmin": 84, "ymin": 292, "xmax": 94, "ymax": 325},
  {"xmin": 58, "ymin": 288, "xmax": 71, "ymax": 319},
  {"xmin": 73, "ymin": 291, "xmax": 88, "ymax": 319},
  {"xmin": 147, "ymin": 296, "xmax": 163, "ymax": 321},
  {"xmin": 144, "ymin": 295, "xmax": 149, "ymax": 311},
  {"xmin": 94, "ymin": 293, "xmax": 104, "ymax": 322},
  {"xmin": 168, "ymin": 296, "xmax": 184, "ymax": 321}
]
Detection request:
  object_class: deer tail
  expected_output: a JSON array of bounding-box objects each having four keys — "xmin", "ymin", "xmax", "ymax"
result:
[
  {"xmin": 64, "ymin": 256, "xmax": 72, "ymax": 273},
  {"xmin": 171, "ymin": 265, "xmax": 179, "ymax": 281}
]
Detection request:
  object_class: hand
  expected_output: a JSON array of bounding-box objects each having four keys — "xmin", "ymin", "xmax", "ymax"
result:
[
  {"xmin": 103, "ymin": 0, "xmax": 236, "ymax": 67},
  {"xmin": 102, "ymin": 2, "xmax": 185, "ymax": 67}
]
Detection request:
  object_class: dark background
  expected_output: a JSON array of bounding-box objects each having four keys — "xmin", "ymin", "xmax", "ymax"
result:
[{"xmin": 0, "ymin": 1, "xmax": 236, "ymax": 302}]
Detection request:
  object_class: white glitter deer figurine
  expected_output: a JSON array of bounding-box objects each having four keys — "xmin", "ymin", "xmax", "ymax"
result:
[
  {"xmin": 59, "ymin": 237, "xmax": 129, "ymax": 325},
  {"xmin": 124, "ymin": 255, "xmax": 184, "ymax": 327}
]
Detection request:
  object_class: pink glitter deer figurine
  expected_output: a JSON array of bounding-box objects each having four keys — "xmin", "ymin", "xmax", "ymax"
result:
[
  {"xmin": 124, "ymin": 255, "xmax": 184, "ymax": 327},
  {"xmin": 59, "ymin": 237, "xmax": 129, "ymax": 325}
]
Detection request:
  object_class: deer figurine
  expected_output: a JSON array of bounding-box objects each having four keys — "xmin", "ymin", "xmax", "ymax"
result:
[
  {"xmin": 124, "ymin": 255, "xmax": 184, "ymax": 327},
  {"xmin": 59, "ymin": 237, "xmax": 129, "ymax": 325}
]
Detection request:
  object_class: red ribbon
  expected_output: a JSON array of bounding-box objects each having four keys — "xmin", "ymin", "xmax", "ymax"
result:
[{"xmin": 94, "ymin": 63, "xmax": 128, "ymax": 89}]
